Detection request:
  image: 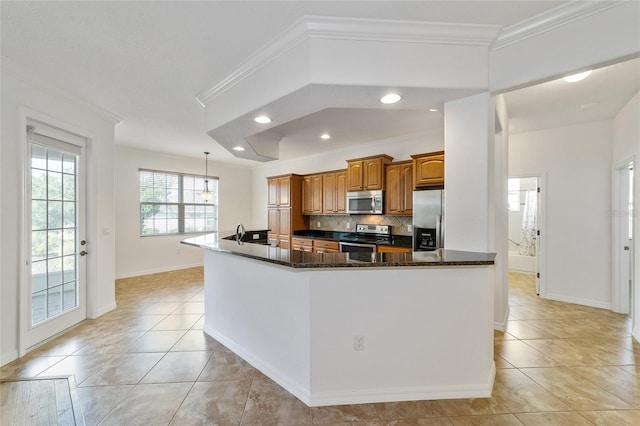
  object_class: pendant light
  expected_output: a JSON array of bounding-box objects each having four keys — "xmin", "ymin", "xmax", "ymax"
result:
[{"xmin": 200, "ymin": 151, "xmax": 213, "ymax": 202}]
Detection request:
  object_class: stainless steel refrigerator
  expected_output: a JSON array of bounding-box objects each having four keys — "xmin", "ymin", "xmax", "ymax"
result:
[{"xmin": 412, "ymin": 189, "xmax": 444, "ymax": 251}]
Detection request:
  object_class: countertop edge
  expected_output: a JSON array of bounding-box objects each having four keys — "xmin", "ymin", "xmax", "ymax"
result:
[{"xmin": 183, "ymin": 238, "xmax": 496, "ymax": 269}]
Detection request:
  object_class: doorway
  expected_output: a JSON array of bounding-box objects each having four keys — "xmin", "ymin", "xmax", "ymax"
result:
[
  {"xmin": 612, "ymin": 161, "xmax": 634, "ymax": 316},
  {"xmin": 22, "ymin": 124, "xmax": 87, "ymax": 351},
  {"xmin": 508, "ymin": 176, "xmax": 542, "ymax": 294}
]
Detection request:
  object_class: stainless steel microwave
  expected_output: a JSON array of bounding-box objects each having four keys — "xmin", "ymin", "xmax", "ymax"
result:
[{"xmin": 346, "ymin": 190, "xmax": 384, "ymax": 214}]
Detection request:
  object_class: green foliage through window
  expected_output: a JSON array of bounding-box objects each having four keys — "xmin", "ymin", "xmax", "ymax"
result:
[{"xmin": 139, "ymin": 169, "xmax": 217, "ymax": 236}]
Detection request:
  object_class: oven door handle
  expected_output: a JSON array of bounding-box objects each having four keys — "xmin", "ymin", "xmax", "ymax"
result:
[{"xmin": 339, "ymin": 241, "xmax": 378, "ymax": 252}]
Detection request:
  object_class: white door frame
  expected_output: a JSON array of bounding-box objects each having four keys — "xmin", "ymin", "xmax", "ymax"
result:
[
  {"xmin": 19, "ymin": 111, "xmax": 90, "ymax": 355},
  {"xmin": 612, "ymin": 158, "xmax": 634, "ymax": 315}
]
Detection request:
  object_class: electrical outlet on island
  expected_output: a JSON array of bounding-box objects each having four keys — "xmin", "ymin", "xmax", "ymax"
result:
[{"xmin": 354, "ymin": 335, "xmax": 365, "ymax": 351}]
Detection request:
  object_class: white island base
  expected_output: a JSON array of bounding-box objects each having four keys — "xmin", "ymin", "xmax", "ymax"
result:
[{"xmin": 203, "ymin": 250, "xmax": 495, "ymax": 407}]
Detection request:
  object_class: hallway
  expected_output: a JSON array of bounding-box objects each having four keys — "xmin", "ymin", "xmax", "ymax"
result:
[{"xmin": 1, "ymin": 269, "xmax": 639, "ymax": 425}]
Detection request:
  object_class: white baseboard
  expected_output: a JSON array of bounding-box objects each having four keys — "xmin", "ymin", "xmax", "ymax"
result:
[
  {"xmin": 115, "ymin": 263, "xmax": 203, "ymax": 280},
  {"xmin": 544, "ymin": 293, "xmax": 611, "ymax": 310},
  {"xmin": 633, "ymin": 327, "xmax": 640, "ymax": 344},
  {"xmin": 204, "ymin": 325, "xmax": 495, "ymax": 407},
  {"xmin": 494, "ymin": 304, "xmax": 510, "ymax": 332},
  {"xmin": 309, "ymin": 382, "xmax": 493, "ymax": 407},
  {"xmin": 309, "ymin": 362, "xmax": 495, "ymax": 407},
  {"xmin": 1, "ymin": 350, "xmax": 19, "ymax": 367}
]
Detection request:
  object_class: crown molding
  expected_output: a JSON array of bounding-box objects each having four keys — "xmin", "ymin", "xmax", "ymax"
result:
[
  {"xmin": 493, "ymin": 0, "xmax": 627, "ymax": 50},
  {"xmin": 195, "ymin": 16, "xmax": 310, "ymax": 106},
  {"xmin": 195, "ymin": 15, "xmax": 501, "ymax": 106},
  {"xmin": 302, "ymin": 15, "xmax": 501, "ymax": 45}
]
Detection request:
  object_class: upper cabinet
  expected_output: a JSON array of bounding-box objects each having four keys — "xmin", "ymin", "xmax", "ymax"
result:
[
  {"xmin": 412, "ymin": 151, "xmax": 445, "ymax": 188},
  {"xmin": 302, "ymin": 170, "xmax": 347, "ymax": 215},
  {"xmin": 322, "ymin": 170, "xmax": 347, "ymax": 214},
  {"xmin": 302, "ymin": 174, "xmax": 323, "ymax": 215},
  {"xmin": 347, "ymin": 155, "xmax": 393, "ymax": 191},
  {"xmin": 385, "ymin": 161, "xmax": 413, "ymax": 216},
  {"xmin": 268, "ymin": 175, "xmax": 292, "ymax": 206}
]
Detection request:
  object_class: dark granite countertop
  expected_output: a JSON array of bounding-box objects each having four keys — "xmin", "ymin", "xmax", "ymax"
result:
[
  {"xmin": 182, "ymin": 233, "xmax": 495, "ymax": 269},
  {"xmin": 292, "ymin": 230, "xmax": 413, "ymax": 248}
]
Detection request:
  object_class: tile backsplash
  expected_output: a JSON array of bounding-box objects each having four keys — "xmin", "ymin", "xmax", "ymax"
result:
[{"xmin": 309, "ymin": 215, "xmax": 412, "ymax": 236}]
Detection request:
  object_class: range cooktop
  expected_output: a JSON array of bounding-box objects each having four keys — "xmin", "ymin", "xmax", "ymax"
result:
[{"xmin": 340, "ymin": 224, "xmax": 391, "ymax": 244}]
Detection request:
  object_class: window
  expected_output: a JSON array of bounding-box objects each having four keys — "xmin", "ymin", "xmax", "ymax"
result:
[{"xmin": 139, "ymin": 169, "xmax": 217, "ymax": 236}]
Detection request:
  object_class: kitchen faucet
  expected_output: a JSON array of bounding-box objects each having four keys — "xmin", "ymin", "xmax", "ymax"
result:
[{"xmin": 236, "ymin": 223, "xmax": 245, "ymax": 244}]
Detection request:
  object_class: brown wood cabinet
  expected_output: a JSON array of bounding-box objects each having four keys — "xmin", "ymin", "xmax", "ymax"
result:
[
  {"xmin": 322, "ymin": 170, "xmax": 347, "ymax": 214},
  {"xmin": 268, "ymin": 175, "xmax": 291, "ymax": 207},
  {"xmin": 346, "ymin": 155, "xmax": 392, "ymax": 191},
  {"xmin": 377, "ymin": 245, "xmax": 412, "ymax": 253},
  {"xmin": 385, "ymin": 161, "xmax": 413, "ymax": 216},
  {"xmin": 302, "ymin": 174, "xmax": 323, "ymax": 215},
  {"xmin": 291, "ymin": 237, "xmax": 340, "ymax": 253},
  {"xmin": 291, "ymin": 237, "xmax": 313, "ymax": 252},
  {"xmin": 313, "ymin": 239, "xmax": 340, "ymax": 253},
  {"xmin": 412, "ymin": 151, "xmax": 445, "ymax": 188},
  {"xmin": 267, "ymin": 174, "xmax": 307, "ymax": 249}
]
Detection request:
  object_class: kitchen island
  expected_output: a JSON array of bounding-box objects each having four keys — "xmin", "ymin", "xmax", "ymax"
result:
[{"xmin": 182, "ymin": 233, "xmax": 497, "ymax": 407}]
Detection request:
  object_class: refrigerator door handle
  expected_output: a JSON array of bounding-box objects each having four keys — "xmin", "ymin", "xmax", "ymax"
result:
[{"xmin": 435, "ymin": 215, "xmax": 441, "ymax": 249}]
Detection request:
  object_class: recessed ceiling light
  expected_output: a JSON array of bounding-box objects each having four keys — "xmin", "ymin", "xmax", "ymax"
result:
[
  {"xmin": 429, "ymin": 108, "xmax": 439, "ymax": 112},
  {"xmin": 563, "ymin": 70, "xmax": 592, "ymax": 83},
  {"xmin": 254, "ymin": 115, "xmax": 272, "ymax": 124},
  {"xmin": 320, "ymin": 134, "xmax": 331, "ymax": 140},
  {"xmin": 233, "ymin": 146, "xmax": 246, "ymax": 151},
  {"xmin": 380, "ymin": 93, "xmax": 402, "ymax": 104}
]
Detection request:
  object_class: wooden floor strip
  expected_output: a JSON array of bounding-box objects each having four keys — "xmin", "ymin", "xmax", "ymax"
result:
[{"xmin": 1, "ymin": 376, "xmax": 85, "ymax": 425}]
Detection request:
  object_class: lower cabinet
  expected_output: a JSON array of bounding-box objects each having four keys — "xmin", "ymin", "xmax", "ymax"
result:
[
  {"xmin": 313, "ymin": 239, "xmax": 340, "ymax": 253},
  {"xmin": 291, "ymin": 237, "xmax": 313, "ymax": 252},
  {"xmin": 290, "ymin": 237, "xmax": 340, "ymax": 253}
]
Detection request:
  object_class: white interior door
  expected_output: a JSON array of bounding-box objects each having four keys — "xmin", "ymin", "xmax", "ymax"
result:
[{"xmin": 23, "ymin": 127, "xmax": 87, "ymax": 351}]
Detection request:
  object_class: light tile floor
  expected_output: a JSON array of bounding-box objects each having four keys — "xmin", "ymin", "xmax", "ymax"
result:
[{"xmin": 2, "ymin": 269, "xmax": 639, "ymax": 425}]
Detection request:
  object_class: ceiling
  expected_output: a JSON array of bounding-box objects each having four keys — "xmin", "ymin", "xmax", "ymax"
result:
[
  {"xmin": 504, "ymin": 57, "xmax": 640, "ymax": 134},
  {"xmin": 2, "ymin": 1, "xmax": 637, "ymax": 165}
]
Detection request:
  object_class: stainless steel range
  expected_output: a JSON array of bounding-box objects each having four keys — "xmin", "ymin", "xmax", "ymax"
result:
[{"xmin": 339, "ymin": 224, "xmax": 391, "ymax": 253}]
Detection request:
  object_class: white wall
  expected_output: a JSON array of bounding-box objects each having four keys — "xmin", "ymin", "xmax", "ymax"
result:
[
  {"xmin": 612, "ymin": 91, "xmax": 640, "ymax": 340},
  {"xmin": 493, "ymin": 95, "xmax": 510, "ymax": 331},
  {"xmin": 613, "ymin": 92, "xmax": 640, "ymax": 164},
  {"xmin": 1, "ymin": 61, "xmax": 117, "ymax": 365},
  {"xmin": 250, "ymin": 131, "xmax": 444, "ymax": 228},
  {"xmin": 509, "ymin": 120, "xmax": 613, "ymax": 308},
  {"xmin": 444, "ymin": 93, "xmax": 492, "ymax": 252},
  {"xmin": 114, "ymin": 146, "xmax": 253, "ymax": 278}
]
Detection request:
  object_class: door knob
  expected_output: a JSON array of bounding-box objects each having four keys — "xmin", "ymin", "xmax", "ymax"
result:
[{"xmin": 80, "ymin": 251, "xmax": 88, "ymax": 256}]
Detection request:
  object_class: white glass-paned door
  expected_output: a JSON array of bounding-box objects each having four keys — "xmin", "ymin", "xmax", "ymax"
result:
[
  {"xmin": 31, "ymin": 143, "xmax": 79, "ymax": 324},
  {"xmin": 25, "ymin": 129, "xmax": 86, "ymax": 350}
]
